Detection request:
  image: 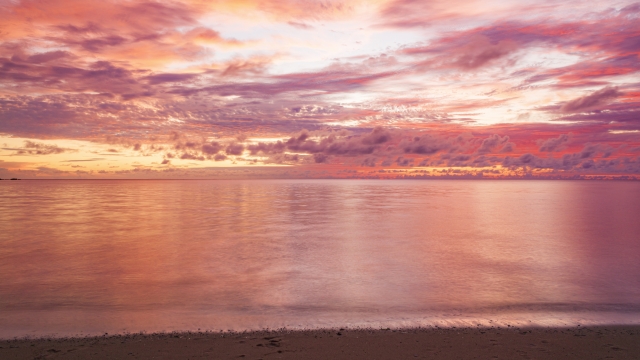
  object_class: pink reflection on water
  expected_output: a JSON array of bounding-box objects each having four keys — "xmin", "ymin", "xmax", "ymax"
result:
[{"xmin": 1, "ymin": 180, "xmax": 639, "ymax": 337}]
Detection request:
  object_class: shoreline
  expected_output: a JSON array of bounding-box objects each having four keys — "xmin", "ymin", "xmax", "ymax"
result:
[{"xmin": 2, "ymin": 325, "xmax": 639, "ymax": 359}]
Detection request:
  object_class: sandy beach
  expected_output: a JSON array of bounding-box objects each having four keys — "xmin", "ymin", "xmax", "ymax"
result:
[{"xmin": 1, "ymin": 326, "xmax": 639, "ymax": 359}]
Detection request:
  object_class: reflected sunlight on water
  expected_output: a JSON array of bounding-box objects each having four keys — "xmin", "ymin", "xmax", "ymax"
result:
[{"xmin": 1, "ymin": 180, "xmax": 640, "ymax": 337}]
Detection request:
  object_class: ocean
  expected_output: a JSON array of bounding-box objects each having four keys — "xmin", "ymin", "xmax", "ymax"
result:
[{"xmin": 1, "ymin": 179, "xmax": 639, "ymax": 338}]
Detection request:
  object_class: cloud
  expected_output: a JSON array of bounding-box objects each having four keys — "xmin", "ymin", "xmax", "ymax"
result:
[
  {"xmin": 0, "ymin": 0, "xmax": 639, "ymax": 178},
  {"xmin": 514, "ymin": 148, "xmax": 636, "ymax": 174},
  {"xmin": 361, "ymin": 157, "xmax": 377, "ymax": 167},
  {"xmin": 313, "ymin": 153, "xmax": 328, "ymax": 163},
  {"xmin": 560, "ymin": 86, "xmax": 622, "ymax": 113},
  {"xmin": 225, "ymin": 143, "xmax": 245, "ymax": 155},
  {"xmin": 170, "ymin": 67, "xmax": 397, "ymax": 97},
  {"xmin": 377, "ymin": 0, "xmax": 482, "ymax": 28},
  {"xmin": 213, "ymin": 153, "xmax": 227, "ymax": 161},
  {"xmin": 0, "ymin": 93, "xmax": 331, "ymax": 140},
  {"xmin": 395, "ymin": 156, "xmax": 414, "ymax": 166},
  {"xmin": 62, "ymin": 158, "xmax": 105, "ymax": 162},
  {"xmin": 220, "ymin": 56, "xmax": 272, "ymax": 77},
  {"xmin": 4, "ymin": 140, "xmax": 74, "ymax": 155},
  {"xmin": 0, "ymin": 58, "xmax": 151, "ymax": 99},
  {"xmin": 395, "ymin": 4, "xmax": 640, "ymax": 84},
  {"xmin": 201, "ymin": 141, "xmax": 223, "ymax": 155},
  {"xmin": 284, "ymin": 127, "xmax": 393, "ymax": 156},
  {"xmin": 145, "ymin": 73, "xmax": 199, "ymax": 85},
  {"xmin": 24, "ymin": 50, "xmax": 73, "ymax": 64},
  {"xmin": 237, "ymin": 0, "xmax": 358, "ymax": 21},
  {"xmin": 452, "ymin": 36, "xmax": 518, "ymax": 69},
  {"xmin": 185, "ymin": 27, "xmax": 245, "ymax": 47},
  {"xmin": 399, "ymin": 34, "xmax": 519, "ymax": 71},
  {"xmin": 400, "ymin": 134, "xmax": 455, "ymax": 154},
  {"xmin": 287, "ymin": 21, "xmax": 314, "ymax": 30},
  {"xmin": 538, "ymin": 134, "xmax": 571, "ymax": 152},
  {"xmin": 476, "ymin": 134, "xmax": 514, "ymax": 154}
]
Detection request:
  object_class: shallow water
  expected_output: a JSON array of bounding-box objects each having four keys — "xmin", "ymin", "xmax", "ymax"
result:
[{"xmin": 1, "ymin": 180, "xmax": 640, "ymax": 338}]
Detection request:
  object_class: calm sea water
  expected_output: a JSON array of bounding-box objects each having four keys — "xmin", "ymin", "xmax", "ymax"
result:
[{"xmin": 1, "ymin": 180, "xmax": 640, "ymax": 338}]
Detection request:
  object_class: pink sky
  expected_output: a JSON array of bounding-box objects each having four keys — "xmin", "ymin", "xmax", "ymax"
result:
[{"xmin": 1, "ymin": 0, "xmax": 639, "ymax": 179}]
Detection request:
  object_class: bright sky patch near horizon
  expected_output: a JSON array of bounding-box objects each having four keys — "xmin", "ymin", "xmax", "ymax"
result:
[{"xmin": 1, "ymin": 0, "xmax": 640, "ymax": 179}]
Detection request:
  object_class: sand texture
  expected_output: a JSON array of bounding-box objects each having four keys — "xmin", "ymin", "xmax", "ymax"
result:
[{"xmin": 1, "ymin": 326, "xmax": 639, "ymax": 359}]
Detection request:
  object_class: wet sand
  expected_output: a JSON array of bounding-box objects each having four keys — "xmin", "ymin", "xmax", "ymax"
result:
[{"xmin": 1, "ymin": 326, "xmax": 639, "ymax": 359}]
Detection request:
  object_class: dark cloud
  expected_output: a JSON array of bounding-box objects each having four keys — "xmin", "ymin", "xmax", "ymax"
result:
[
  {"xmin": 395, "ymin": 4, "xmax": 640, "ymax": 87},
  {"xmin": 23, "ymin": 51, "xmax": 72, "ymax": 64},
  {"xmin": 167, "ymin": 127, "xmax": 395, "ymax": 164},
  {"xmin": 0, "ymin": 58, "xmax": 152, "ymax": 99},
  {"xmin": 201, "ymin": 141, "xmax": 223, "ymax": 155},
  {"xmin": 476, "ymin": 134, "xmax": 514, "ymax": 154},
  {"xmin": 146, "ymin": 73, "xmax": 199, "ymax": 85},
  {"xmin": 4, "ymin": 140, "xmax": 73, "ymax": 155},
  {"xmin": 396, "ymin": 156, "xmax": 414, "ymax": 166},
  {"xmin": 452, "ymin": 37, "xmax": 517, "ymax": 69},
  {"xmin": 170, "ymin": 69, "xmax": 396, "ymax": 97},
  {"xmin": 0, "ymin": 93, "xmax": 331, "ymax": 140},
  {"xmin": 538, "ymin": 134, "xmax": 571, "ymax": 152},
  {"xmin": 180, "ymin": 152, "xmax": 205, "ymax": 161},
  {"xmin": 501, "ymin": 143, "xmax": 630, "ymax": 172},
  {"xmin": 501, "ymin": 142, "xmax": 515, "ymax": 153},
  {"xmin": 400, "ymin": 134, "xmax": 459, "ymax": 155},
  {"xmin": 361, "ymin": 127, "xmax": 392, "ymax": 145},
  {"xmin": 283, "ymin": 127, "xmax": 393, "ymax": 156},
  {"xmin": 213, "ymin": 153, "xmax": 227, "ymax": 161},
  {"xmin": 225, "ymin": 143, "xmax": 245, "ymax": 155},
  {"xmin": 361, "ymin": 157, "xmax": 377, "ymax": 167},
  {"xmin": 246, "ymin": 141, "xmax": 287, "ymax": 155},
  {"xmin": 78, "ymin": 35, "xmax": 128, "ymax": 52},
  {"xmin": 241, "ymin": 127, "xmax": 603, "ymax": 170},
  {"xmin": 313, "ymin": 153, "xmax": 328, "ymax": 163},
  {"xmin": 55, "ymin": 22, "xmax": 104, "ymax": 35},
  {"xmin": 560, "ymin": 86, "xmax": 622, "ymax": 113}
]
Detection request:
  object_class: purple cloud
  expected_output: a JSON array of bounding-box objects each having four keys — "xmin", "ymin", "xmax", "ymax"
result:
[
  {"xmin": 538, "ymin": 134, "xmax": 571, "ymax": 152},
  {"xmin": 561, "ymin": 87, "xmax": 622, "ymax": 113}
]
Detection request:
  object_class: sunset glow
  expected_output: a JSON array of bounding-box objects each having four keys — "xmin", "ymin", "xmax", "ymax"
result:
[{"xmin": 1, "ymin": 0, "xmax": 640, "ymax": 179}]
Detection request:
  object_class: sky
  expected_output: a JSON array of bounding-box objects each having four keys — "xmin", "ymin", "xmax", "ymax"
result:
[{"xmin": 1, "ymin": 0, "xmax": 640, "ymax": 179}]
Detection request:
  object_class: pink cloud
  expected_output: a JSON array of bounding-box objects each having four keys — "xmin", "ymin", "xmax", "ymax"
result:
[
  {"xmin": 561, "ymin": 87, "xmax": 622, "ymax": 113},
  {"xmin": 0, "ymin": 0, "xmax": 639, "ymax": 178}
]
